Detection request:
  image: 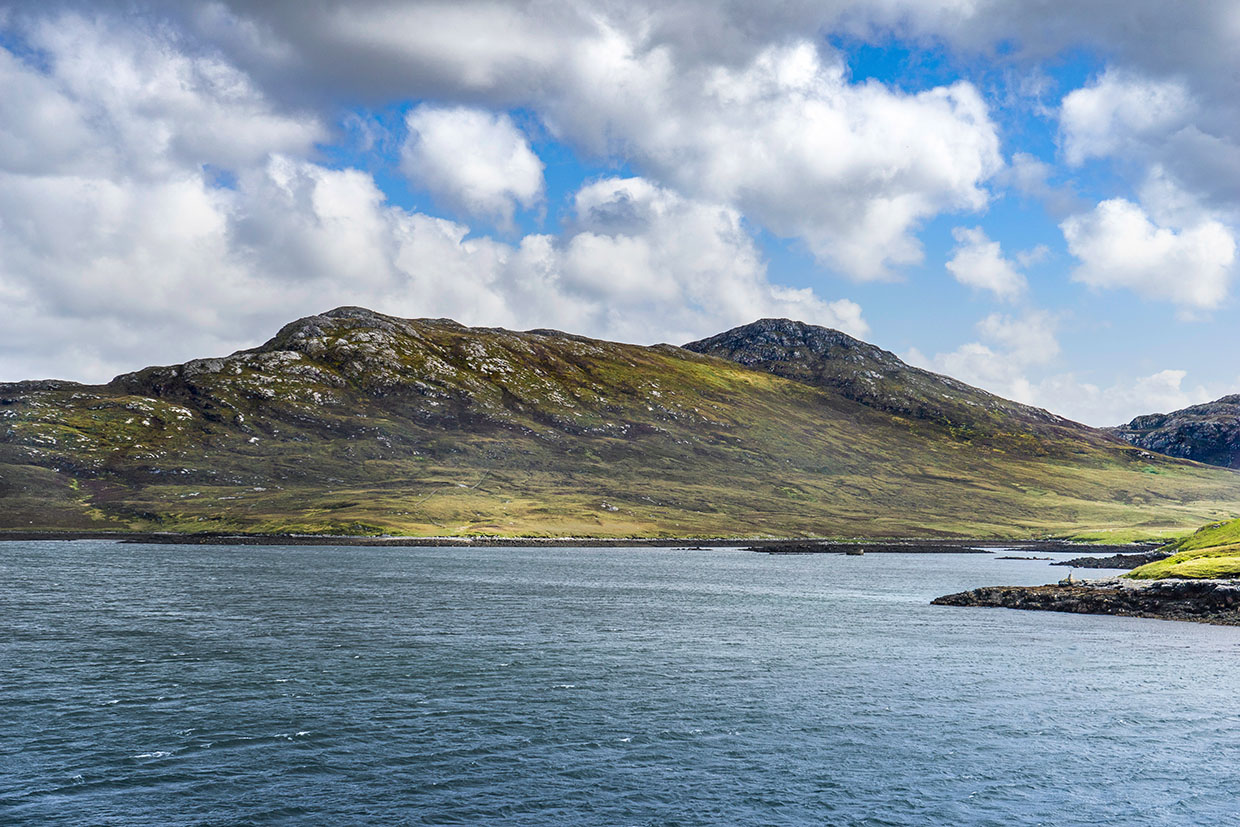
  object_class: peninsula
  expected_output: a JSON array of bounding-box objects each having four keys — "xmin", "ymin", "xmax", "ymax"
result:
[{"xmin": 934, "ymin": 518, "xmax": 1240, "ymax": 625}]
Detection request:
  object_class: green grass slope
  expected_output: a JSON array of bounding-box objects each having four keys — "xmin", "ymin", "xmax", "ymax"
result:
[
  {"xmin": 2, "ymin": 307, "xmax": 1238, "ymax": 538},
  {"xmin": 1126, "ymin": 518, "xmax": 1240, "ymax": 579}
]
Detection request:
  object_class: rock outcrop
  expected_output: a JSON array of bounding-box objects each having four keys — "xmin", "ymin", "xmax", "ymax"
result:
[
  {"xmin": 684, "ymin": 319, "xmax": 1095, "ymax": 450},
  {"xmin": 933, "ymin": 578, "xmax": 1240, "ymax": 625},
  {"xmin": 1050, "ymin": 550, "xmax": 1167, "ymax": 569},
  {"xmin": 1109, "ymin": 395, "xmax": 1240, "ymax": 469}
]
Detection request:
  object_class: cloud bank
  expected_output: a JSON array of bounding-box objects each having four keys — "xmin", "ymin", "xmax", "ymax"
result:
[{"xmin": 0, "ymin": 0, "xmax": 1237, "ymax": 427}]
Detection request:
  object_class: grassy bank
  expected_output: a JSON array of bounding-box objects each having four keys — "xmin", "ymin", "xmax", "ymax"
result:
[{"xmin": 1127, "ymin": 518, "xmax": 1240, "ymax": 579}]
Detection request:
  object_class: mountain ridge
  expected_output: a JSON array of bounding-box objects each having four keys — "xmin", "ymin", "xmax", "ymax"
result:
[
  {"xmin": 685, "ymin": 318, "xmax": 1081, "ymax": 439},
  {"xmin": 1, "ymin": 307, "xmax": 1236, "ymax": 538}
]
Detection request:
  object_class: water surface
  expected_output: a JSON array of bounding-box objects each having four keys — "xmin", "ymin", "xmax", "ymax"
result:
[{"xmin": 3, "ymin": 541, "xmax": 1239, "ymax": 825}]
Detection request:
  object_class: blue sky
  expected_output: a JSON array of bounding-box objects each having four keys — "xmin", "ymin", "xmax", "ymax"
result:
[{"xmin": 0, "ymin": 1, "xmax": 1237, "ymax": 425}]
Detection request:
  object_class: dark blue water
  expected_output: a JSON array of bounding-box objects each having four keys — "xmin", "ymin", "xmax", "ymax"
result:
[{"xmin": 3, "ymin": 542, "xmax": 1240, "ymax": 825}]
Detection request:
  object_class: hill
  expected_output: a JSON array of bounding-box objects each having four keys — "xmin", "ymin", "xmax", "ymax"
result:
[
  {"xmin": 1110, "ymin": 396, "xmax": 1240, "ymax": 469},
  {"xmin": 1126, "ymin": 518, "xmax": 1240, "ymax": 580},
  {"xmin": 686, "ymin": 319, "xmax": 1087, "ymax": 447},
  {"xmin": 0, "ymin": 307, "xmax": 1236, "ymax": 538}
]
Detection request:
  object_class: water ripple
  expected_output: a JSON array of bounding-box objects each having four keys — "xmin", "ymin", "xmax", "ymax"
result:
[{"xmin": 3, "ymin": 541, "xmax": 1240, "ymax": 825}]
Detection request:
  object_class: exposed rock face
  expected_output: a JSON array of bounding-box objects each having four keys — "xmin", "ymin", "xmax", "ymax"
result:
[
  {"xmin": 1109, "ymin": 395, "xmax": 1240, "ymax": 469},
  {"xmin": 684, "ymin": 318, "xmax": 1089, "ymax": 444},
  {"xmin": 932, "ymin": 579, "xmax": 1240, "ymax": 625}
]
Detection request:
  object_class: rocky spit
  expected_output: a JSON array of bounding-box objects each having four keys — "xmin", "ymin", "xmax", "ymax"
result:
[
  {"xmin": 1050, "ymin": 550, "xmax": 1167, "ymax": 569},
  {"xmin": 933, "ymin": 577, "xmax": 1240, "ymax": 626}
]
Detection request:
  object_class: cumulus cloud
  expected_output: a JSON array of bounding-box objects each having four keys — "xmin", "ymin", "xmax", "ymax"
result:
[
  {"xmin": 1058, "ymin": 70, "xmax": 1240, "ymax": 310},
  {"xmin": 551, "ymin": 40, "xmax": 1003, "ymax": 279},
  {"xmin": 907, "ymin": 310, "xmax": 1059, "ymax": 406},
  {"xmin": 401, "ymin": 104, "xmax": 544, "ymax": 228},
  {"xmin": 0, "ymin": 13, "xmax": 865, "ymax": 381},
  {"xmin": 945, "ymin": 226, "xmax": 1026, "ymax": 300},
  {"xmin": 907, "ymin": 310, "xmax": 1223, "ymax": 425},
  {"xmin": 1060, "ymin": 70, "xmax": 1192, "ymax": 167},
  {"xmin": 121, "ymin": 3, "xmax": 1006, "ymax": 280},
  {"xmin": 550, "ymin": 177, "xmax": 868, "ymax": 340},
  {"xmin": 188, "ymin": 1, "xmax": 1238, "ymax": 281},
  {"xmin": 70, "ymin": 1, "xmax": 1240, "ymax": 230},
  {"xmin": 1058, "ymin": 68, "xmax": 1240, "ymax": 235},
  {"xmin": 1060, "ymin": 198, "xmax": 1236, "ymax": 308},
  {"xmin": 1032, "ymin": 369, "xmax": 1215, "ymax": 426}
]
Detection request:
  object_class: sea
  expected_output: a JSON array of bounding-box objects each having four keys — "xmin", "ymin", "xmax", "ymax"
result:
[{"xmin": 3, "ymin": 540, "xmax": 1240, "ymax": 826}]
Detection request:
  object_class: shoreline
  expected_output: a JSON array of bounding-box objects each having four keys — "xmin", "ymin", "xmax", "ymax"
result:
[
  {"xmin": 0, "ymin": 531, "xmax": 1154, "ymax": 553},
  {"xmin": 933, "ymin": 578, "xmax": 1240, "ymax": 626}
]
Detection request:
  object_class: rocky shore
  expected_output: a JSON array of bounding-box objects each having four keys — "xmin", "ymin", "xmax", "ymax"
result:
[
  {"xmin": 1, "ymin": 532, "xmax": 1149, "ymax": 551},
  {"xmin": 745, "ymin": 540, "xmax": 1145, "ymax": 555},
  {"xmin": 933, "ymin": 578, "xmax": 1240, "ymax": 625},
  {"xmin": 1050, "ymin": 550, "xmax": 1166, "ymax": 569}
]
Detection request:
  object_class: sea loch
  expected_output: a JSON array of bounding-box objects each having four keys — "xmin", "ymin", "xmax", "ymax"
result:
[{"xmin": 3, "ymin": 541, "xmax": 1239, "ymax": 825}]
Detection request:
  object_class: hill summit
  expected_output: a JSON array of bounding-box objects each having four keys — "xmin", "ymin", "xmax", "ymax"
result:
[
  {"xmin": 686, "ymin": 319, "xmax": 1070, "ymax": 437},
  {"xmin": 0, "ymin": 308, "xmax": 1235, "ymax": 538}
]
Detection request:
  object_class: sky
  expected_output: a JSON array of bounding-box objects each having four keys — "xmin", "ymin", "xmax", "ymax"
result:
[{"xmin": 0, "ymin": 1, "xmax": 1237, "ymax": 426}]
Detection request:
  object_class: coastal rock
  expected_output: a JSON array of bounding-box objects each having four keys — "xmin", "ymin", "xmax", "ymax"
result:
[
  {"xmin": 932, "ymin": 578, "xmax": 1240, "ymax": 625},
  {"xmin": 1050, "ymin": 551, "xmax": 1168, "ymax": 569}
]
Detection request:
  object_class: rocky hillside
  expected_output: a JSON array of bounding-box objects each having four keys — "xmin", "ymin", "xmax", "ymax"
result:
[
  {"xmin": 1109, "ymin": 396, "xmax": 1240, "ymax": 469},
  {"xmin": 684, "ymin": 319, "xmax": 1083, "ymax": 448},
  {"xmin": 1, "ymin": 307, "xmax": 1237, "ymax": 538}
]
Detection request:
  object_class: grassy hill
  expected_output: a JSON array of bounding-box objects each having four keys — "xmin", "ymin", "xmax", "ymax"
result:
[
  {"xmin": 1126, "ymin": 518, "xmax": 1240, "ymax": 579},
  {"xmin": 1, "ymin": 307, "xmax": 1237, "ymax": 538}
]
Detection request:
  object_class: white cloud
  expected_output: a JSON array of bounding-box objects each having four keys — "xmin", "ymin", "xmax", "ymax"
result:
[
  {"xmin": 0, "ymin": 13, "xmax": 872, "ymax": 382},
  {"xmin": 1014, "ymin": 244, "xmax": 1050, "ymax": 269},
  {"xmin": 909, "ymin": 310, "xmax": 1059, "ymax": 406},
  {"xmin": 550, "ymin": 40, "xmax": 1003, "ymax": 279},
  {"xmin": 19, "ymin": 13, "xmax": 322, "ymax": 180},
  {"xmin": 976, "ymin": 312, "xmax": 1059, "ymax": 365},
  {"xmin": 131, "ymin": 0, "xmax": 1240, "ymax": 226},
  {"xmin": 908, "ymin": 310, "xmax": 1222, "ymax": 426},
  {"xmin": 945, "ymin": 226, "xmax": 1026, "ymax": 300},
  {"xmin": 551, "ymin": 176, "xmax": 869, "ymax": 341},
  {"xmin": 1061, "ymin": 198, "xmax": 1235, "ymax": 308},
  {"xmin": 170, "ymin": 5, "xmax": 1006, "ymax": 280},
  {"xmin": 401, "ymin": 105, "xmax": 544, "ymax": 228},
  {"xmin": 1058, "ymin": 71, "xmax": 1239, "ymax": 311},
  {"xmin": 1015, "ymin": 369, "xmax": 1217, "ymax": 427},
  {"xmin": 0, "ymin": 17, "xmax": 872, "ymax": 381},
  {"xmin": 1058, "ymin": 68, "xmax": 1240, "ymax": 233},
  {"xmin": 1060, "ymin": 70, "xmax": 1192, "ymax": 167}
]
